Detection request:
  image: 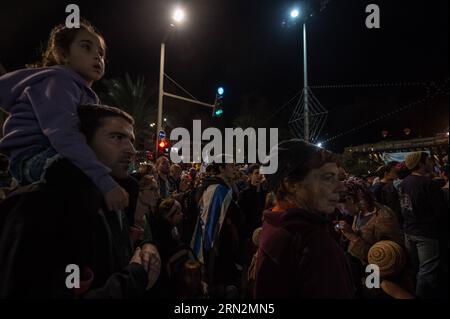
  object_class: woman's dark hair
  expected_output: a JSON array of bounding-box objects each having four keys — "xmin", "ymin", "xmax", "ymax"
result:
[
  {"xmin": 340, "ymin": 177, "xmax": 376, "ymax": 208},
  {"xmin": 28, "ymin": 19, "xmax": 105, "ymax": 68},
  {"xmin": 78, "ymin": 104, "xmax": 134, "ymax": 144}
]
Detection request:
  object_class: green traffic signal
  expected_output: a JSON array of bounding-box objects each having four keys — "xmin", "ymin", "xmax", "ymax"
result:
[{"xmin": 213, "ymin": 87, "xmax": 224, "ymax": 117}]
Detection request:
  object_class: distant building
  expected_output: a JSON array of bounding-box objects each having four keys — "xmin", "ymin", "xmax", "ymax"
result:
[{"xmin": 344, "ymin": 133, "xmax": 449, "ymax": 164}]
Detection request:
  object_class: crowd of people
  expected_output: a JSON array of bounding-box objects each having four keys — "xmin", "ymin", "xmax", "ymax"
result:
[{"xmin": 0, "ymin": 21, "xmax": 448, "ymax": 299}]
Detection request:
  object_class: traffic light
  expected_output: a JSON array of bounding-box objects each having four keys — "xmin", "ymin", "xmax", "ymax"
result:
[
  {"xmin": 158, "ymin": 138, "xmax": 169, "ymax": 155},
  {"xmin": 213, "ymin": 87, "xmax": 224, "ymax": 117}
]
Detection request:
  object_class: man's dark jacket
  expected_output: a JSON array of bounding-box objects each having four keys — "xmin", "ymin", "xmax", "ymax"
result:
[{"xmin": 0, "ymin": 160, "xmax": 147, "ymax": 298}]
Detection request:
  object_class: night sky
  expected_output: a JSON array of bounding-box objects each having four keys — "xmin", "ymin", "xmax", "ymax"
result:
[{"xmin": 1, "ymin": 0, "xmax": 448, "ymax": 152}]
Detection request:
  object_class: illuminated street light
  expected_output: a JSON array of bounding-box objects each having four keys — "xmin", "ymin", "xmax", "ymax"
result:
[
  {"xmin": 290, "ymin": 9, "xmax": 300, "ymax": 18},
  {"xmin": 172, "ymin": 8, "xmax": 185, "ymax": 23},
  {"xmin": 157, "ymin": 8, "xmax": 187, "ymax": 151}
]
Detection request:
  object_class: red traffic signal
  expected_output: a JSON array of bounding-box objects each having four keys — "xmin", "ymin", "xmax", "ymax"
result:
[{"xmin": 158, "ymin": 138, "xmax": 169, "ymax": 154}]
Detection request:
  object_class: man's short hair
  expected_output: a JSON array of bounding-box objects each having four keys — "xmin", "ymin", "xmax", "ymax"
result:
[
  {"xmin": 78, "ymin": 104, "xmax": 134, "ymax": 143},
  {"xmin": 208, "ymin": 154, "xmax": 234, "ymax": 175},
  {"xmin": 209, "ymin": 163, "xmax": 229, "ymax": 175},
  {"xmin": 247, "ymin": 164, "xmax": 260, "ymax": 175},
  {"xmin": 376, "ymin": 161, "xmax": 399, "ymax": 179},
  {"xmin": 156, "ymin": 155, "xmax": 169, "ymax": 166}
]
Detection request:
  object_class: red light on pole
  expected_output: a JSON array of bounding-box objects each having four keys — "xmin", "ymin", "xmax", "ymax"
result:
[{"xmin": 158, "ymin": 138, "xmax": 169, "ymax": 154}]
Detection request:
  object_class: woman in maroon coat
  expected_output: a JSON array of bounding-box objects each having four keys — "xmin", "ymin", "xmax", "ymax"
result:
[{"xmin": 254, "ymin": 139, "xmax": 355, "ymax": 298}]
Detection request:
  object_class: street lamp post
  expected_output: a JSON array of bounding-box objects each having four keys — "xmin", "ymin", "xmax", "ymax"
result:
[
  {"xmin": 302, "ymin": 22, "xmax": 310, "ymax": 143},
  {"xmin": 156, "ymin": 8, "xmax": 185, "ymax": 152},
  {"xmin": 290, "ymin": 8, "xmax": 310, "ymax": 142},
  {"xmin": 288, "ymin": 6, "xmax": 328, "ymax": 144},
  {"xmin": 155, "ymin": 8, "xmax": 216, "ymax": 154},
  {"xmin": 156, "ymin": 42, "xmax": 165, "ymax": 151}
]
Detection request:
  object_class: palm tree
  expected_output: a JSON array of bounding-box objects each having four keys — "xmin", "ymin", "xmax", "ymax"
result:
[{"xmin": 100, "ymin": 74, "xmax": 157, "ymax": 150}]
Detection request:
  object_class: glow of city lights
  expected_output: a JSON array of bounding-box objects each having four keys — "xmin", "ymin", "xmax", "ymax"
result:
[
  {"xmin": 290, "ymin": 9, "xmax": 300, "ymax": 18},
  {"xmin": 173, "ymin": 8, "xmax": 185, "ymax": 23}
]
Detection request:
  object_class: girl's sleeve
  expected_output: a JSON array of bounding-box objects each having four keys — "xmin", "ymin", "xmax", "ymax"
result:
[{"xmin": 24, "ymin": 74, "xmax": 118, "ymax": 194}]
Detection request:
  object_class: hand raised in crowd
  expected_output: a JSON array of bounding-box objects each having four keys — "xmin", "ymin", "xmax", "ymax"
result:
[
  {"xmin": 336, "ymin": 220, "xmax": 359, "ymax": 241},
  {"xmin": 336, "ymin": 220, "xmax": 352, "ymax": 233},
  {"xmin": 129, "ymin": 244, "xmax": 161, "ymax": 289},
  {"xmin": 130, "ymin": 247, "xmax": 143, "ymax": 264},
  {"xmin": 141, "ymin": 243, "xmax": 161, "ymax": 289},
  {"xmin": 104, "ymin": 185, "xmax": 129, "ymax": 212}
]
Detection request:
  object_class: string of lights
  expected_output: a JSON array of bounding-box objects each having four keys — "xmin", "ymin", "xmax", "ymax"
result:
[
  {"xmin": 263, "ymin": 79, "xmax": 448, "ymax": 143},
  {"xmin": 262, "ymin": 90, "xmax": 302, "ymax": 125},
  {"xmin": 309, "ymin": 81, "xmax": 427, "ymax": 89},
  {"xmin": 323, "ymin": 87, "xmax": 449, "ymax": 143}
]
